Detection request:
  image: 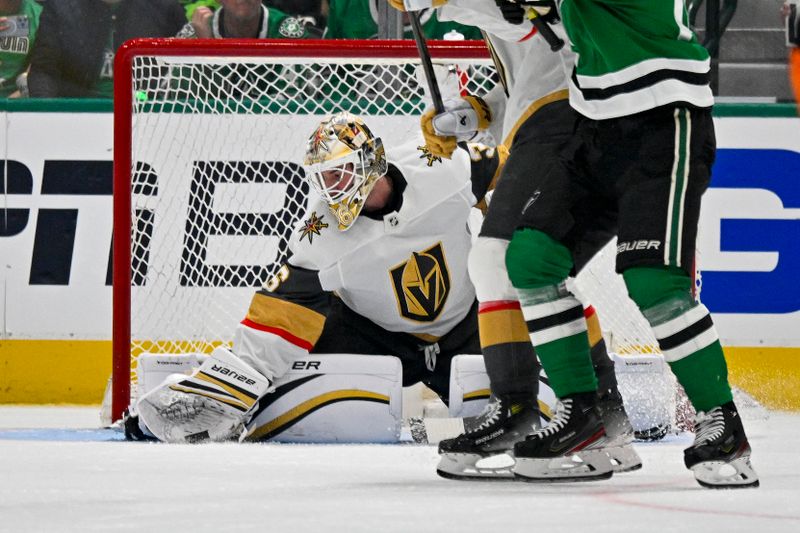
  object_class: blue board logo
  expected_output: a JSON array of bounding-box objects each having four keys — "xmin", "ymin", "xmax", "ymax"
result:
[{"xmin": 702, "ymin": 149, "xmax": 800, "ymax": 314}]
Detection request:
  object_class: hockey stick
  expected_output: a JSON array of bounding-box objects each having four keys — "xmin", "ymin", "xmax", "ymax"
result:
[{"xmin": 408, "ymin": 11, "xmax": 445, "ymax": 113}]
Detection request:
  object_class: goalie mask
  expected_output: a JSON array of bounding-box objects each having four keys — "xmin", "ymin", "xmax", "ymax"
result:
[{"xmin": 303, "ymin": 112, "xmax": 387, "ymax": 231}]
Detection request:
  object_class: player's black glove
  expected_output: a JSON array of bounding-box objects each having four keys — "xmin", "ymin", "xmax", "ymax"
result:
[{"xmin": 495, "ymin": 0, "xmax": 526, "ymax": 25}]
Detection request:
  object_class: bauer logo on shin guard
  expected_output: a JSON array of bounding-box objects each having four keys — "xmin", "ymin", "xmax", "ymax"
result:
[{"xmin": 617, "ymin": 240, "xmax": 661, "ymax": 253}]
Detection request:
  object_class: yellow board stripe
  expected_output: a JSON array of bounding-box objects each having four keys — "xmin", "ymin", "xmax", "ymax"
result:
[
  {"xmin": 725, "ymin": 347, "xmax": 800, "ymax": 410},
  {"xmin": 246, "ymin": 390, "xmax": 390, "ymax": 441},
  {"xmin": 195, "ymin": 372, "xmax": 258, "ymax": 409},
  {"xmin": 479, "ymin": 307, "xmax": 530, "ymax": 348},
  {"xmin": 131, "ymin": 340, "xmax": 224, "ymax": 358},
  {"xmin": 246, "ymin": 293, "xmax": 326, "ymax": 347},
  {"xmin": 1, "ymin": 341, "xmax": 799, "ymax": 411}
]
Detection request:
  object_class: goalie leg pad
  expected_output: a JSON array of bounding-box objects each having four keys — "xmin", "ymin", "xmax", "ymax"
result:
[
  {"xmin": 136, "ymin": 347, "xmax": 271, "ymax": 443},
  {"xmin": 243, "ymin": 354, "xmax": 403, "ymax": 443}
]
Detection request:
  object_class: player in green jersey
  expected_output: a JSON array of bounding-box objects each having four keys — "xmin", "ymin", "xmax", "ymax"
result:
[{"xmin": 495, "ymin": 0, "xmax": 759, "ymax": 489}]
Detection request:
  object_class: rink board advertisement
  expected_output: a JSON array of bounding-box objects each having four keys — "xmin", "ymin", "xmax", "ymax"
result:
[{"xmin": 1, "ymin": 103, "xmax": 799, "ymax": 407}]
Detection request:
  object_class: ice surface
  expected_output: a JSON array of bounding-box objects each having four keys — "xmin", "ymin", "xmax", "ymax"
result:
[{"xmin": 0, "ymin": 407, "xmax": 798, "ymax": 532}]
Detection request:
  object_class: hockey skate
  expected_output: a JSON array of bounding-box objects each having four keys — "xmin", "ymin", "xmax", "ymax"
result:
[
  {"xmin": 513, "ymin": 392, "xmax": 614, "ymax": 482},
  {"xmin": 684, "ymin": 401, "xmax": 759, "ymax": 489},
  {"xmin": 597, "ymin": 392, "xmax": 642, "ymax": 473},
  {"xmin": 436, "ymin": 395, "xmax": 540, "ymax": 481}
]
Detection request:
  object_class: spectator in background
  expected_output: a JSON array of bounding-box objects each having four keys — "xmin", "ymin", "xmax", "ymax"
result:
[
  {"xmin": 0, "ymin": 0, "xmax": 41, "ymax": 97},
  {"xmin": 180, "ymin": 0, "xmax": 218, "ymax": 18},
  {"xmin": 266, "ymin": 0, "xmax": 327, "ymax": 31},
  {"xmin": 785, "ymin": 1, "xmax": 800, "ymax": 112},
  {"xmin": 177, "ymin": 0, "xmax": 316, "ymax": 39},
  {"xmin": 325, "ymin": 0, "xmax": 481, "ymax": 39},
  {"xmin": 27, "ymin": 0, "xmax": 186, "ymax": 98}
]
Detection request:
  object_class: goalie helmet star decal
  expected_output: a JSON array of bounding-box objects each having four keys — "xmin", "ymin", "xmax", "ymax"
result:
[
  {"xmin": 390, "ymin": 242, "xmax": 451, "ymax": 322},
  {"xmin": 299, "ymin": 211, "xmax": 329, "ymax": 244}
]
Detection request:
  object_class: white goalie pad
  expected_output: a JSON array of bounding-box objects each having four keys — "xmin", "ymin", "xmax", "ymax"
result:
[
  {"xmin": 447, "ymin": 354, "xmax": 557, "ymax": 421},
  {"xmin": 447, "ymin": 354, "xmax": 491, "ymax": 419},
  {"xmin": 135, "ymin": 352, "xmax": 210, "ymax": 398},
  {"xmin": 243, "ymin": 354, "xmax": 403, "ymax": 444},
  {"xmin": 612, "ymin": 352, "xmax": 676, "ymax": 435}
]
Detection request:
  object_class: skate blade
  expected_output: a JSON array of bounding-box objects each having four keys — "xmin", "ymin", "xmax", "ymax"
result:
[
  {"xmin": 691, "ymin": 456, "xmax": 760, "ymax": 489},
  {"xmin": 436, "ymin": 452, "xmax": 516, "ymax": 481},
  {"xmin": 607, "ymin": 444, "xmax": 643, "ymax": 473},
  {"xmin": 514, "ymin": 450, "xmax": 614, "ymax": 483}
]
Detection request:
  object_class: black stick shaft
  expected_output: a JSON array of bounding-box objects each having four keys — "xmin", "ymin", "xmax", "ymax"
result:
[
  {"xmin": 409, "ymin": 12, "xmax": 445, "ymax": 113},
  {"xmin": 527, "ymin": 9, "xmax": 565, "ymax": 52}
]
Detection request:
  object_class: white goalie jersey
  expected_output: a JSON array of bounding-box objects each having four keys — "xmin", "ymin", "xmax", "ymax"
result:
[
  {"xmin": 233, "ymin": 138, "xmax": 502, "ymax": 382},
  {"xmin": 438, "ymin": 0, "xmax": 574, "ymax": 144}
]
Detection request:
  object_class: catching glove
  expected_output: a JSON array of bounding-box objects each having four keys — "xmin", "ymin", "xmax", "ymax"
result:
[
  {"xmin": 388, "ymin": 0, "xmax": 448, "ymax": 12},
  {"xmin": 420, "ymin": 95, "xmax": 492, "ymax": 159}
]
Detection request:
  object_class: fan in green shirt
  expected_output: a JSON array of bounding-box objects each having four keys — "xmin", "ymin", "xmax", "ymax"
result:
[
  {"xmin": 177, "ymin": 0, "xmax": 315, "ymax": 39},
  {"xmin": 0, "ymin": 0, "xmax": 42, "ymax": 97},
  {"xmin": 325, "ymin": 0, "xmax": 481, "ymax": 39}
]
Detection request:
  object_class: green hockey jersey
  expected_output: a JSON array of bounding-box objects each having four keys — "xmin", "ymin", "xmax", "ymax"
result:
[{"xmin": 559, "ymin": 0, "xmax": 713, "ymax": 119}]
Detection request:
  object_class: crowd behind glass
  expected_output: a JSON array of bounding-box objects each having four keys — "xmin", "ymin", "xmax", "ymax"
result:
[
  {"xmin": 0, "ymin": 0, "xmax": 797, "ymax": 104},
  {"xmin": 0, "ymin": 0, "xmax": 483, "ymax": 98}
]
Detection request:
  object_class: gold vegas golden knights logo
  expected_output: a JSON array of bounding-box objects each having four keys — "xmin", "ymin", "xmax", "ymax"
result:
[{"xmin": 390, "ymin": 243, "xmax": 451, "ymax": 322}]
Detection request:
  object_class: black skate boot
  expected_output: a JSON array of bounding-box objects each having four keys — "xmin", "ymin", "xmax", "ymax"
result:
[
  {"xmin": 513, "ymin": 391, "xmax": 614, "ymax": 482},
  {"xmin": 684, "ymin": 401, "xmax": 759, "ymax": 489},
  {"xmin": 436, "ymin": 395, "xmax": 541, "ymax": 481},
  {"xmin": 597, "ymin": 391, "xmax": 642, "ymax": 473}
]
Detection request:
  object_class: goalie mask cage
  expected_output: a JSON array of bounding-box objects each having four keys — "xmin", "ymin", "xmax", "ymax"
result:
[{"xmin": 112, "ymin": 38, "xmax": 660, "ymax": 423}]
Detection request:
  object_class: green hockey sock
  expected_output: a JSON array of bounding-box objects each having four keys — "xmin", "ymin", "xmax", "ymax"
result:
[{"xmin": 624, "ymin": 266, "xmax": 732, "ymax": 412}]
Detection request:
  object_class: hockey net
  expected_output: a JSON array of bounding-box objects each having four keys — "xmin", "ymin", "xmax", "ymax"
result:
[{"xmin": 111, "ymin": 38, "xmax": 662, "ymax": 423}]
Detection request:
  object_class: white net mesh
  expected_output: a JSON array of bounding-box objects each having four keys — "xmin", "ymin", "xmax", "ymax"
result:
[
  {"xmin": 124, "ymin": 45, "xmax": 661, "ymax": 401},
  {"xmin": 571, "ymin": 242, "xmax": 659, "ymax": 355},
  {"xmin": 127, "ymin": 51, "xmax": 496, "ymax": 370}
]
